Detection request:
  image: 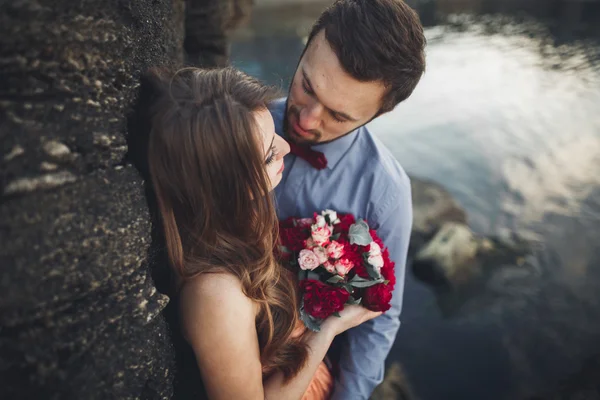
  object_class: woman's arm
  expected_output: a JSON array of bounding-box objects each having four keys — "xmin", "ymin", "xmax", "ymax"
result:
[
  {"xmin": 262, "ymin": 305, "xmax": 380, "ymax": 400},
  {"xmin": 180, "ymin": 273, "xmax": 264, "ymax": 399},
  {"xmin": 180, "ymin": 273, "xmax": 380, "ymax": 400}
]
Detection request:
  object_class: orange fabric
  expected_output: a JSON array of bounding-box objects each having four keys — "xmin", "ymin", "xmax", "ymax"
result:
[
  {"xmin": 301, "ymin": 360, "xmax": 334, "ymax": 400},
  {"xmin": 292, "ymin": 320, "xmax": 334, "ymax": 400}
]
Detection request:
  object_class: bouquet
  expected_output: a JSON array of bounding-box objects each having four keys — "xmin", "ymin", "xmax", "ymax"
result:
[{"xmin": 277, "ymin": 210, "xmax": 395, "ymax": 331}]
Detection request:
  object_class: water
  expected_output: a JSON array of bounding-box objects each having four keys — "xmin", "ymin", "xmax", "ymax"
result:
[{"xmin": 231, "ymin": 2, "xmax": 600, "ymax": 399}]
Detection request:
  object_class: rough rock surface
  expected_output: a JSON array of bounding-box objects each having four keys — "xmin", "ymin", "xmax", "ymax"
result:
[{"xmin": 0, "ymin": 0, "xmax": 189, "ymax": 398}]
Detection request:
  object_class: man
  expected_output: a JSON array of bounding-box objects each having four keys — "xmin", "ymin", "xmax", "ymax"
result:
[{"xmin": 270, "ymin": 0, "xmax": 426, "ymax": 399}]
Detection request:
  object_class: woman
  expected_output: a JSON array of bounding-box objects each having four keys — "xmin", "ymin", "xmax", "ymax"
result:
[{"xmin": 147, "ymin": 67, "xmax": 380, "ymax": 399}]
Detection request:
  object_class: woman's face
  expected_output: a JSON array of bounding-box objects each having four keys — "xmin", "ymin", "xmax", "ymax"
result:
[{"xmin": 255, "ymin": 108, "xmax": 290, "ymax": 190}]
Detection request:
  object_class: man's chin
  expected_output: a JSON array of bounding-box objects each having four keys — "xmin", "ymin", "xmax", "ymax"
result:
[{"xmin": 289, "ymin": 129, "xmax": 319, "ymax": 145}]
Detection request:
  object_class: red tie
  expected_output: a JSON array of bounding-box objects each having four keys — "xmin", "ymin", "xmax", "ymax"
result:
[{"xmin": 288, "ymin": 142, "xmax": 328, "ymax": 170}]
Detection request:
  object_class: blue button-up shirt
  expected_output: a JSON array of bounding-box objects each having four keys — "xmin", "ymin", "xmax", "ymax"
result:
[{"xmin": 270, "ymin": 98, "xmax": 413, "ymax": 399}]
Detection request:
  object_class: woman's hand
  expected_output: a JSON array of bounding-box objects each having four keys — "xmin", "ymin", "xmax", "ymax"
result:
[{"xmin": 321, "ymin": 305, "xmax": 382, "ymax": 338}]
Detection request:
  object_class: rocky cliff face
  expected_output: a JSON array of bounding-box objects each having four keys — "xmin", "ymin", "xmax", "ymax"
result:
[{"xmin": 0, "ymin": 1, "xmax": 251, "ymax": 398}]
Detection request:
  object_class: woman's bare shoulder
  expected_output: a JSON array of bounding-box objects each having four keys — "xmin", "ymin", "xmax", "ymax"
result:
[{"xmin": 179, "ymin": 272, "xmax": 259, "ymax": 333}]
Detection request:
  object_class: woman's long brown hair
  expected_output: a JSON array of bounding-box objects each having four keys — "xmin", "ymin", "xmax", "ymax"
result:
[{"xmin": 146, "ymin": 67, "xmax": 307, "ymax": 380}]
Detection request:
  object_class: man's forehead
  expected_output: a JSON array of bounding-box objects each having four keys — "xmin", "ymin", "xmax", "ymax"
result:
[{"xmin": 302, "ymin": 32, "xmax": 385, "ymax": 120}]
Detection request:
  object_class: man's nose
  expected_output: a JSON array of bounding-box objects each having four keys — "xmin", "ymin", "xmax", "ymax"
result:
[{"xmin": 299, "ymin": 102, "xmax": 322, "ymax": 131}]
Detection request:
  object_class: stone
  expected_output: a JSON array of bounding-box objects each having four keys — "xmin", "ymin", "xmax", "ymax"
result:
[
  {"xmin": 3, "ymin": 171, "xmax": 78, "ymax": 196},
  {"xmin": 4, "ymin": 144, "xmax": 25, "ymax": 162},
  {"xmin": 408, "ymin": 177, "xmax": 533, "ymax": 316},
  {"xmin": 0, "ymin": 0, "xmax": 192, "ymax": 398},
  {"xmin": 1, "ymin": 0, "xmax": 259, "ymax": 397},
  {"xmin": 43, "ymin": 140, "xmax": 71, "ymax": 159}
]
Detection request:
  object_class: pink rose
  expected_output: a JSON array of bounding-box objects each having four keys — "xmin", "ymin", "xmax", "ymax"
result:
[
  {"xmin": 368, "ymin": 253, "xmax": 384, "ymax": 272},
  {"xmin": 326, "ymin": 240, "xmax": 345, "ymax": 260},
  {"xmin": 323, "ymin": 261, "xmax": 336, "ymax": 273},
  {"xmin": 334, "ymin": 258, "xmax": 354, "ymax": 277},
  {"xmin": 311, "ymin": 224, "xmax": 331, "ymax": 247},
  {"xmin": 313, "ymin": 246, "xmax": 329, "ymax": 264},
  {"xmin": 304, "ymin": 237, "xmax": 316, "ymax": 249},
  {"xmin": 298, "ymin": 249, "xmax": 320, "ymax": 271}
]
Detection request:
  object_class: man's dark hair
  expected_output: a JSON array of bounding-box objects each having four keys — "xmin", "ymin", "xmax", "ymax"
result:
[{"xmin": 306, "ymin": 0, "xmax": 426, "ymax": 113}]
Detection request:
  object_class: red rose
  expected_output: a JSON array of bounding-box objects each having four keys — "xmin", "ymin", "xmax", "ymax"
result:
[
  {"xmin": 279, "ymin": 216, "xmax": 298, "ymax": 229},
  {"xmin": 280, "ymin": 226, "xmax": 309, "ymax": 252},
  {"xmin": 300, "ymin": 279, "xmax": 350, "ymax": 319},
  {"xmin": 369, "ymin": 229, "xmax": 385, "ymax": 249},
  {"xmin": 336, "ymin": 213, "xmax": 356, "ymax": 234},
  {"xmin": 362, "ymin": 283, "xmax": 393, "ymax": 312},
  {"xmin": 341, "ymin": 241, "xmax": 369, "ymax": 278}
]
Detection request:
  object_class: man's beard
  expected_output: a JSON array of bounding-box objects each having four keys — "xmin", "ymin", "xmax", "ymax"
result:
[{"xmin": 283, "ymin": 98, "xmax": 372, "ymax": 146}]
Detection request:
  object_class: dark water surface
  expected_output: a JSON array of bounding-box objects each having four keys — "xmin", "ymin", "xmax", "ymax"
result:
[{"xmin": 231, "ymin": 1, "xmax": 600, "ymax": 399}]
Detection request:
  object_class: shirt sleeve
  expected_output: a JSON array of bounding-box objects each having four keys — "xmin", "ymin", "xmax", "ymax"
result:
[{"xmin": 330, "ymin": 175, "xmax": 413, "ymax": 400}]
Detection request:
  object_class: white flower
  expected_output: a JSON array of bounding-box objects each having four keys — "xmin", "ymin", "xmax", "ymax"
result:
[
  {"xmin": 367, "ymin": 253, "xmax": 384, "ymax": 273},
  {"xmin": 315, "ymin": 215, "xmax": 327, "ymax": 228},
  {"xmin": 369, "ymin": 242, "xmax": 382, "ymax": 257},
  {"xmin": 322, "ymin": 209, "xmax": 340, "ymax": 225}
]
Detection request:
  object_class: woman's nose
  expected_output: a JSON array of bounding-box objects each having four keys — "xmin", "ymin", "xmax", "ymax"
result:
[{"xmin": 277, "ymin": 136, "xmax": 291, "ymax": 158}]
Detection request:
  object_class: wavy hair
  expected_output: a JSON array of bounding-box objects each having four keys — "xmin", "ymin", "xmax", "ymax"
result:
[{"xmin": 146, "ymin": 67, "xmax": 307, "ymax": 380}]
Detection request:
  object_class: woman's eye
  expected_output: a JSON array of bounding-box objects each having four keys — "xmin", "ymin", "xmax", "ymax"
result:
[{"xmin": 265, "ymin": 146, "xmax": 278, "ymax": 165}]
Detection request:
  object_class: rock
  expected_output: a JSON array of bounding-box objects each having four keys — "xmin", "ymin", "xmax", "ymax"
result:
[
  {"xmin": 409, "ymin": 177, "xmax": 467, "ymax": 254},
  {"xmin": 4, "ymin": 144, "xmax": 25, "ymax": 162},
  {"xmin": 184, "ymin": 0, "xmax": 254, "ymax": 67},
  {"xmin": 43, "ymin": 140, "xmax": 71, "ymax": 159},
  {"xmin": 3, "ymin": 171, "xmax": 78, "ymax": 196},
  {"xmin": 409, "ymin": 177, "xmax": 531, "ymax": 287},
  {"xmin": 0, "ymin": 0, "xmax": 250, "ymax": 398},
  {"xmin": 371, "ymin": 362, "xmax": 417, "ymax": 400},
  {"xmin": 408, "ymin": 178, "xmax": 533, "ymax": 316},
  {"xmin": 1, "ymin": 0, "xmax": 256, "ymax": 396}
]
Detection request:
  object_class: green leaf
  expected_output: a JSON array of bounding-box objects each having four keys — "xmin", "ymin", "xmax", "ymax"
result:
[
  {"xmin": 299, "ymin": 299, "xmax": 322, "ymax": 332},
  {"xmin": 365, "ymin": 263, "xmax": 382, "ymax": 280},
  {"xmin": 307, "ymin": 271, "xmax": 321, "ymax": 281},
  {"xmin": 348, "ymin": 279, "xmax": 383, "ymax": 288},
  {"xmin": 349, "ymin": 275, "xmax": 370, "ymax": 283},
  {"xmin": 330, "ymin": 232, "xmax": 341, "ymax": 241},
  {"xmin": 326, "ymin": 275, "xmax": 345, "ymax": 284},
  {"xmin": 348, "ymin": 220, "xmax": 372, "ymax": 246},
  {"xmin": 349, "ymin": 274, "xmax": 383, "ymax": 288},
  {"xmin": 347, "ymin": 297, "xmax": 362, "ymax": 305},
  {"xmin": 298, "ymin": 269, "xmax": 308, "ymax": 281},
  {"xmin": 383, "ymin": 280, "xmax": 390, "ymax": 285},
  {"xmin": 332, "ymin": 312, "xmax": 342, "ymax": 318},
  {"xmin": 339, "ymin": 283, "xmax": 355, "ymax": 294}
]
